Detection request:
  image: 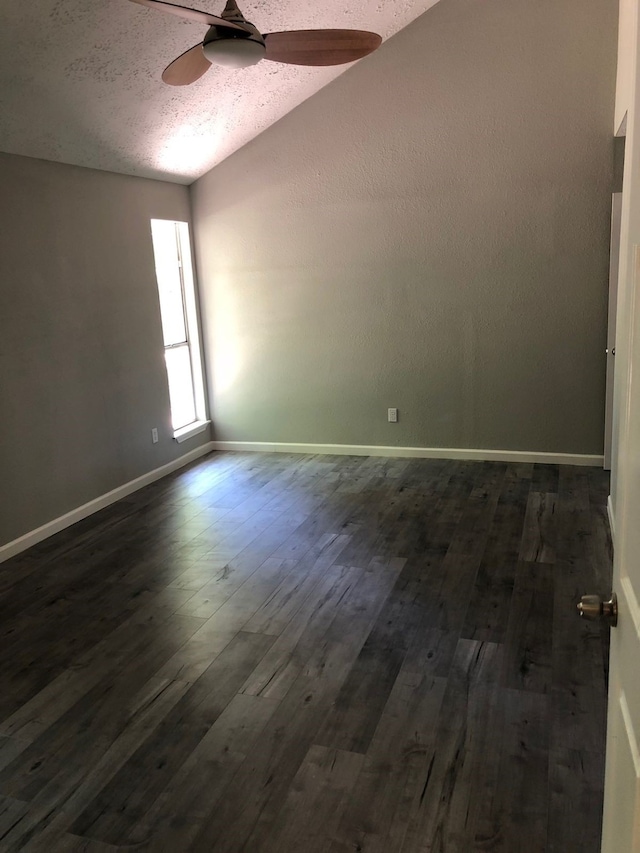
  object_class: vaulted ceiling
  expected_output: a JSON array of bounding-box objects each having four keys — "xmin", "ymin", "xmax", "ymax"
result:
[{"xmin": 0, "ymin": 0, "xmax": 441, "ymax": 183}]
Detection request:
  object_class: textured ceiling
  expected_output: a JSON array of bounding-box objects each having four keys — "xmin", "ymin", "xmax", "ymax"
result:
[{"xmin": 0, "ymin": 0, "xmax": 440, "ymax": 183}]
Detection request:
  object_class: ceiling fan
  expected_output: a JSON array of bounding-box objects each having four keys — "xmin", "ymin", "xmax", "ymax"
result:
[{"xmin": 129, "ymin": 0, "xmax": 382, "ymax": 85}]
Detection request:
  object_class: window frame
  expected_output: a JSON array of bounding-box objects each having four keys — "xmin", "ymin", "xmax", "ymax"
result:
[{"xmin": 150, "ymin": 219, "xmax": 209, "ymax": 442}]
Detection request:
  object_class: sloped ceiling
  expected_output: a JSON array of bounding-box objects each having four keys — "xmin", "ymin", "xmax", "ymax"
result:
[{"xmin": 0, "ymin": 0, "xmax": 441, "ymax": 184}]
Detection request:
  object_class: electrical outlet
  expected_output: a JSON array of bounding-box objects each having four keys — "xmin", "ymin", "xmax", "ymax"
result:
[
  {"xmin": 151, "ymin": 428, "xmax": 159, "ymax": 444},
  {"xmin": 388, "ymin": 408, "xmax": 398, "ymax": 423}
]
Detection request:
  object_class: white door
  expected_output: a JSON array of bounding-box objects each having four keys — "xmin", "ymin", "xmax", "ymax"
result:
[
  {"xmin": 601, "ymin": 0, "xmax": 640, "ymax": 847},
  {"xmin": 602, "ymin": 241, "xmax": 640, "ymax": 850}
]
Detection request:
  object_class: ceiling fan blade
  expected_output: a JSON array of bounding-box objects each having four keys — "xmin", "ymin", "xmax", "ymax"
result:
[
  {"xmin": 263, "ymin": 29, "xmax": 382, "ymax": 66},
  {"xmin": 129, "ymin": 0, "xmax": 250, "ymax": 32},
  {"xmin": 162, "ymin": 43, "xmax": 211, "ymax": 85}
]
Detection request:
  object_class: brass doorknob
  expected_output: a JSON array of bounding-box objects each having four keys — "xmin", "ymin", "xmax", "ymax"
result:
[{"xmin": 577, "ymin": 593, "xmax": 618, "ymax": 627}]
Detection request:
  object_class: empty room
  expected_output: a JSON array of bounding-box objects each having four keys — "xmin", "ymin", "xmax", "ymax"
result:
[{"xmin": 1, "ymin": 0, "xmax": 639, "ymax": 849}]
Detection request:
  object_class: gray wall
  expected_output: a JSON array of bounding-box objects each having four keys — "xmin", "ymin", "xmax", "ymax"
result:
[
  {"xmin": 192, "ymin": 0, "xmax": 617, "ymax": 454},
  {"xmin": 0, "ymin": 153, "xmax": 210, "ymax": 547}
]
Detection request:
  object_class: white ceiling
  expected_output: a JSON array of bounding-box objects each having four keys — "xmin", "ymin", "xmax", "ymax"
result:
[{"xmin": 0, "ymin": 0, "xmax": 440, "ymax": 183}]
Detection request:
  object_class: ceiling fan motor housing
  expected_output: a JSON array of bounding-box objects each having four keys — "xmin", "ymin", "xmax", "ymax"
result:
[{"xmin": 203, "ymin": 20, "xmax": 266, "ymax": 68}]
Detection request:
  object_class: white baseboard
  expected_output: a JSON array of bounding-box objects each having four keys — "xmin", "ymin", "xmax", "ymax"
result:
[
  {"xmin": 607, "ymin": 494, "xmax": 615, "ymax": 544},
  {"xmin": 0, "ymin": 442, "xmax": 215, "ymax": 565},
  {"xmin": 1, "ymin": 439, "xmax": 604, "ymax": 565},
  {"xmin": 211, "ymin": 440, "xmax": 604, "ymax": 467}
]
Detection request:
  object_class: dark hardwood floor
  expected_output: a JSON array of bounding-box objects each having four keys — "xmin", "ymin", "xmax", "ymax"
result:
[{"xmin": 0, "ymin": 452, "xmax": 612, "ymax": 852}]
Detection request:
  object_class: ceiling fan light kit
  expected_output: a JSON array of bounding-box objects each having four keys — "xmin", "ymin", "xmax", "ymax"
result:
[
  {"xmin": 202, "ymin": 28, "xmax": 265, "ymax": 68},
  {"xmin": 129, "ymin": 0, "xmax": 382, "ymax": 84}
]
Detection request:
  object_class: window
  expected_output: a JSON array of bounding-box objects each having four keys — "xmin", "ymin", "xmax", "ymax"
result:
[{"xmin": 150, "ymin": 219, "xmax": 208, "ymax": 442}]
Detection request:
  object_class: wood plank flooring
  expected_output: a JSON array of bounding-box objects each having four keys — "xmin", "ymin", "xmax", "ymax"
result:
[{"xmin": 0, "ymin": 452, "xmax": 612, "ymax": 852}]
